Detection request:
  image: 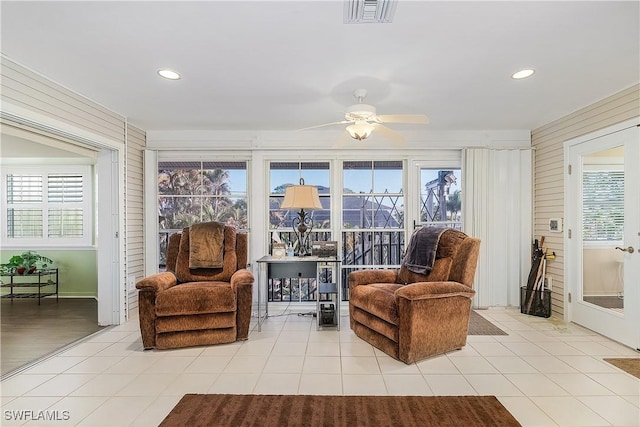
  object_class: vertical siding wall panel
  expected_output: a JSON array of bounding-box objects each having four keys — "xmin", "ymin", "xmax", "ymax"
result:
[
  {"xmin": 532, "ymin": 84, "xmax": 640, "ymax": 318},
  {"xmin": 126, "ymin": 124, "xmax": 146, "ymax": 313},
  {"xmin": 1, "ymin": 59, "xmax": 124, "ymax": 141}
]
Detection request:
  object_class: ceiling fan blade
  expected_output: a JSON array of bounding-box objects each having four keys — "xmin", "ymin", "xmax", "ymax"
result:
[
  {"xmin": 376, "ymin": 114, "xmax": 429, "ymax": 124},
  {"xmin": 296, "ymin": 120, "xmax": 351, "ymax": 131},
  {"xmin": 372, "ymin": 123, "xmax": 406, "ymax": 144},
  {"xmin": 336, "ymin": 130, "xmax": 350, "ymax": 147}
]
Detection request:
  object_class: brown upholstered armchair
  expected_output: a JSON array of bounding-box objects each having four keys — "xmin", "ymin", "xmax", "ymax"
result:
[
  {"xmin": 136, "ymin": 223, "xmax": 254, "ymax": 350},
  {"xmin": 348, "ymin": 228, "xmax": 480, "ymax": 364}
]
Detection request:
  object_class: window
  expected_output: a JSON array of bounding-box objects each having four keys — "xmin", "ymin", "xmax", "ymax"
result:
[
  {"xmin": 2, "ymin": 166, "xmax": 92, "ymax": 246},
  {"xmin": 269, "ymin": 161, "xmax": 331, "ymax": 236},
  {"xmin": 342, "ymin": 161, "xmax": 405, "ymax": 297},
  {"xmin": 582, "ymin": 169, "xmax": 624, "ymax": 242},
  {"xmin": 419, "ymin": 168, "xmax": 462, "ymax": 229},
  {"xmin": 262, "ymin": 157, "xmax": 463, "ymax": 303},
  {"xmin": 157, "ymin": 161, "xmax": 248, "ymax": 266},
  {"xmin": 268, "ymin": 161, "xmax": 331, "ymax": 302}
]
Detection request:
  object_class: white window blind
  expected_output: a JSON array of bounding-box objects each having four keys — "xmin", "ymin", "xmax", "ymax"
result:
[
  {"xmin": 47, "ymin": 174, "xmax": 84, "ymax": 238},
  {"xmin": 582, "ymin": 169, "xmax": 624, "ymax": 241},
  {"xmin": 6, "ymin": 208, "xmax": 43, "ymax": 238},
  {"xmin": 48, "ymin": 174, "xmax": 83, "ymax": 203},
  {"xmin": 2, "ymin": 166, "xmax": 92, "ymax": 246},
  {"xmin": 7, "ymin": 174, "xmax": 43, "ymax": 203}
]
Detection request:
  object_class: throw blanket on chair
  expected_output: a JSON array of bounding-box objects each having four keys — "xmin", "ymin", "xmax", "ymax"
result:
[
  {"xmin": 402, "ymin": 226, "xmax": 449, "ymax": 275},
  {"xmin": 189, "ymin": 222, "xmax": 224, "ymax": 269}
]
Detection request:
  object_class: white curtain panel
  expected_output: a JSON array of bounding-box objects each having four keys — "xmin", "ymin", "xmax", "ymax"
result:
[{"xmin": 463, "ymin": 148, "xmax": 533, "ymax": 308}]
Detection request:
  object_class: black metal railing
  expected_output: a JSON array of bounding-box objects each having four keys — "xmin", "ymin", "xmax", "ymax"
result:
[{"xmin": 266, "ymin": 229, "xmax": 405, "ymax": 302}]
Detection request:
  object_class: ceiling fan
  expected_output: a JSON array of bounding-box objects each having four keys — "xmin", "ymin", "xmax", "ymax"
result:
[{"xmin": 301, "ymin": 89, "xmax": 429, "ymax": 143}]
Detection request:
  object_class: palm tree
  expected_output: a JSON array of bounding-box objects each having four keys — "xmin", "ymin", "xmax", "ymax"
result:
[
  {"xmin": 158, "ymin": 167, "xmax": 243, "ymax": 229},
  {"xmin": 447, "ymin": 190, "xmax": 462, "ymax": 221}
]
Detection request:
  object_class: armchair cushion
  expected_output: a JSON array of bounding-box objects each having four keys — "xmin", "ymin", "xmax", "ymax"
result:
[
  {"xmin": 395, "ymin": 281, "xmax": 476, "ymax": 301},
  {"xmin": 349, "ymin": 269, "xmax": 397, "ymax": 288},
  {"xmin": 155, "ymin": 282, "xmax": 236, "ymax": 316},
  {"xmin": 397, "ymin": 258, "xmax": 452, "ymax": 285},
  {"xmin": 351, "ymin": 282, "xmax": 402, "ymax": 325},
  {"xmin": 396, "ymin": 229, "xmax": 467, "ymax": 284},
  {"xmin": 175, "ymin": 226, "xmax": 238, "ymax": 283}
]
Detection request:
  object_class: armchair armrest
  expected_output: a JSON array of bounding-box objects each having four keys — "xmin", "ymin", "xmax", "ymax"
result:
[
  {"xmin": 230, "ymin": 268, "xmax": 254, "ymax": 289},
  {"xmin": 395, "ymin": 281, "xmax": 476, "ymax": 363},
  {"xmin": 136, "ymin": 271, "xmax": 177, "ymax": 349},
  {"xmin": 395, "ymin": 281, "xmax": 475, "ymax": 302},
  {"xmin": 135, "ymin": 271, "xmax": 178, "ymax": 293},
  {"xmin": 348, "ymin": 269, "xmax": 398, "ymax": 288},
  {"xmin": 231, "ymin": 268, "xmax": 254, "ymax": 340}
]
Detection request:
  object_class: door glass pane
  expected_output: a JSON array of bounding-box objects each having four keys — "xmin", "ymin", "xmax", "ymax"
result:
[
  {"xmin": 419, "ymin": 169, "xmax": 462, "ymax": 229},
  {"xmin": 581, "ymin": 145, "xmax": 624, "ymax": 313}
]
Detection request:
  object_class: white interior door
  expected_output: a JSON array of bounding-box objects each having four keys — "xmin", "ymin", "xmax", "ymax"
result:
[{"xmin": 567, "ymin": 122, "xmax": 640, "ymax": 350}]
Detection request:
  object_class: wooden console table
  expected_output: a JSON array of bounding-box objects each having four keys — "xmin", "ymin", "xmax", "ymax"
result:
[{"xmin": 0, "ymin": 268, "xmax": 59, "ymax": 304}]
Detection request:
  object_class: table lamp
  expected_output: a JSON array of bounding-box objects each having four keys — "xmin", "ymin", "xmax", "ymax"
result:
[{"xmin": 280, "ymin": 178, "xmax": 323, "ymax": 256}]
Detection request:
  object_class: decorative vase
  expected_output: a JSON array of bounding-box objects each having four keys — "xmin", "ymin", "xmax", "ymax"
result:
[{"xmin": 16, "ymin": 267, "xmax": 26, "ymax": 275}]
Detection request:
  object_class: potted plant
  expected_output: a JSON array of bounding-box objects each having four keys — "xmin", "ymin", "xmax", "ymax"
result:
[{"xmin": 1, "ymin": 251, "xmax": 53, "ymax": 275}]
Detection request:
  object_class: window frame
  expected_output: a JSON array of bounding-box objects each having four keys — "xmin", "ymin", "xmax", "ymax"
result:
[{"xmin": 1, "ymin": 165, "xmax": 93, "ymax": 247}]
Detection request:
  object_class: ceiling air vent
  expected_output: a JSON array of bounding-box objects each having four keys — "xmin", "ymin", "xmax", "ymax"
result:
[{"xmin": 344, "ymin": 0, "xmax": 398, "ymax": 24}]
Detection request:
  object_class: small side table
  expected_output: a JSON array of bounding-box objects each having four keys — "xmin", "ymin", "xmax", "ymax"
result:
[
  {"xmin": 256, "ymin": 256, "xmax": 341, "ymax": 331},
  {"xmin": 0, "ymin": 268, "xmax": 59, "ymax": 305}
]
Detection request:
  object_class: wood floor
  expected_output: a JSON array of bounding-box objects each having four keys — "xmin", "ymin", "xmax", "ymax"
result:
[{"xmin": 1, "ymin": 298, "xmax": 104, "ymax": 376}]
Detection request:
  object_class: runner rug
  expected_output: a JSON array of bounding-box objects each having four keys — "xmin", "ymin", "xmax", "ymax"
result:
[
  {"xmin": 603, "ymin": 358, "xmax": 640, "ymax": 379},
  {"xmin": 159, "ymin": 394, "xmax": 522, "ymax": 427},
  {"xmin": 468, "ymin": 310, "xmax": 508, "ymax": 335}
]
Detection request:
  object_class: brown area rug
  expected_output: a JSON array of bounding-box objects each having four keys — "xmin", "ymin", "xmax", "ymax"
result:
[
  {"xmin": 160, "ymin": 394, "xmax": 521, "ymax": 427},
  {"xmin": 468, "ymin": 310, "xmax": 508, "ymax": 336},
  {"xmin": 604, "ymin": 358, "xmax": 640, "ymax": 379}
]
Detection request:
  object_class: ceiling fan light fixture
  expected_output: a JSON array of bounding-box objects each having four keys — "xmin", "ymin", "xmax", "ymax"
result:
[
  {"xmin": 346, "ymin": 122, "xmax": 374, "ymax": 140},
  {"xmin": 345, "ymin": 103, "xmax": 376, "ymax": 121}
]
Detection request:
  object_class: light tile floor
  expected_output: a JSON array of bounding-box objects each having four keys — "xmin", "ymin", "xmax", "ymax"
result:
[{"xmin": 1, "ymin": 306, "xmax": 638, "ymax": 426}]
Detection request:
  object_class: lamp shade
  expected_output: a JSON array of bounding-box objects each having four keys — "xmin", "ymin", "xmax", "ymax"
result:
[{"xmin": 280, "ymin": 184, "xmax": 322, "ymax": 210}]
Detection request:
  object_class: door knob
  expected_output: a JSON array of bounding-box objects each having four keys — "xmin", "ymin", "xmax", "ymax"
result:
[{"xmin": 615, "ymin": 246, "xmax": 635, "ymax": 253}]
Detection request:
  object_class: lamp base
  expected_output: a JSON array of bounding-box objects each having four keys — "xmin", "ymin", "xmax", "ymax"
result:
[{"xmin": 292, "ymin": 208, "xmax": 313, "ymax": 257}]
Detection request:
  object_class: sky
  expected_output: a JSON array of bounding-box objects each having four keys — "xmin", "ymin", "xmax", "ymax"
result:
[
  {"xmin": 225, "ymin": 167, "xmax": 461, "ymax": 195},
  {"xmin": 270, "ymin": 168, "xmax": 461, "ymax": 194}
]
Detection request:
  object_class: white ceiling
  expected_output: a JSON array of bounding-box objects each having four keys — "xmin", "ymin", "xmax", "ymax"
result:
[{"xmin": 1, "ymin": 1, "xmax": 638, "ymax": 133}]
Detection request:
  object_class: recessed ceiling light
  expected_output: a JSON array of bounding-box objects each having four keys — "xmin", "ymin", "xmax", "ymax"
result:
[
  {"xmin": 157, "ymin": 69, "xmax": 181, "ymax": 80},
  {"xmin": 511, "ymin": 69, "xmax": 535, "ymax": 79}
]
